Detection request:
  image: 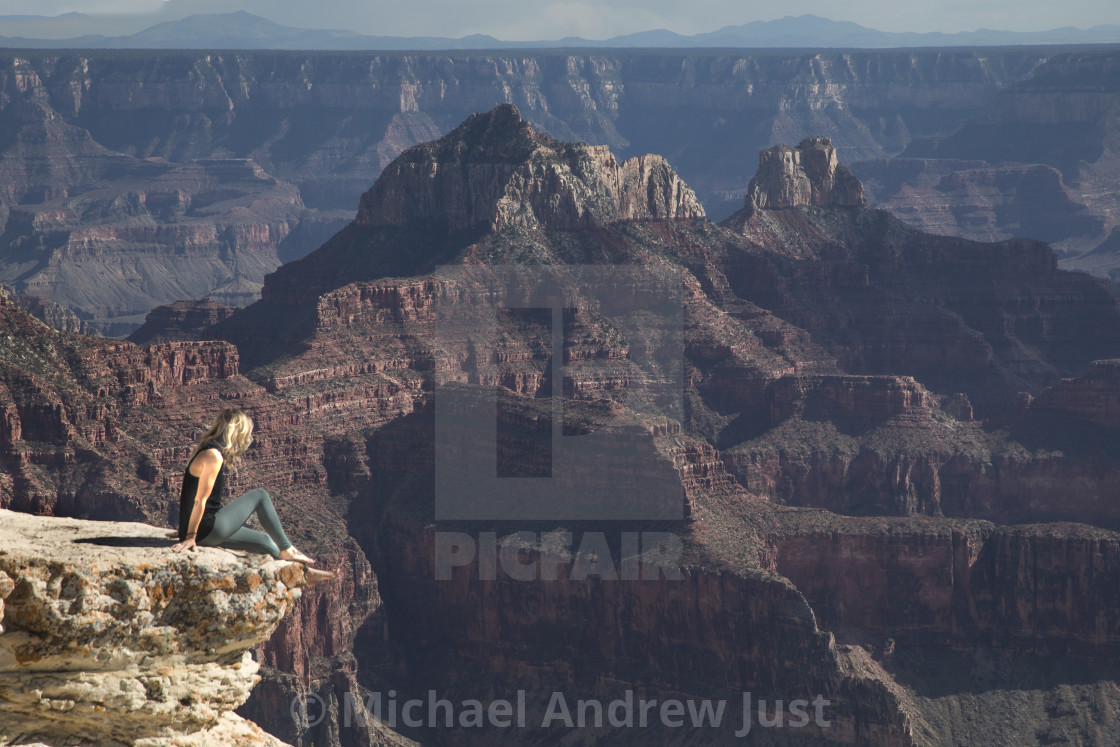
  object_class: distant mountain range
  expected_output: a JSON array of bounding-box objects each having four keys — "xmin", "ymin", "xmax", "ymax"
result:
[{"xmin": 1, "ymin": 11, "xmax": 1119, "ymax": 50}]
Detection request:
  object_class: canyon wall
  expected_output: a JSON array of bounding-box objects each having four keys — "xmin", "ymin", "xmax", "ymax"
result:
[
  {"xmin": 1034, "ymin": 358, "xmax": 1120, "ymax": 429},
  {"xmin": 0, "ymin": 47, "xmax": 1089, "ymax": 333},
  {"xmin": 773, "ymin": 517, "xmax": 1120, "ymax": 656},
  {"xmin": 4, "ymin": 106, "xmax": 1120, "ymax": 746},
  {"xmin": 898, "ymin": 52, "xmax": 1120, "ymax": 256}
]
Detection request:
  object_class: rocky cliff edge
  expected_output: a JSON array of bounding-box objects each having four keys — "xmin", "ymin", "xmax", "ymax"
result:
[{"xmin": 0, "ymin": 508, "xmax": 308, "ymax": 747}]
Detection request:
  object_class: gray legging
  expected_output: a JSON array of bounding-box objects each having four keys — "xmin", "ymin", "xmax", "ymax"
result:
[{"xmin": 197, "ymin": 488, "xmax": 293, "ymax": 559}]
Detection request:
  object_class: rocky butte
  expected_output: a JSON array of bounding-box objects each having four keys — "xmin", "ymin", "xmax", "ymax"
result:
[
  {"xmin": 3, "ymin": 105, "xmax": 1120, "ymax": 745},
  {"xmin": 356, "ymin": 105, "xmax": 704, "ymax": 232},
  {"xmin": 744, "ymin": 136, "xmax": 865, "ymax": 212}
]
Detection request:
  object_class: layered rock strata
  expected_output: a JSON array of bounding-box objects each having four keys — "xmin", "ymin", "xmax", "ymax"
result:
[
  {"xmin": 5, "ymin": 105, "xmax": 1120, "ymax": 746},
  {"xmin": 357, "ymin": 104, "xmax": 705, "ymax": 232},
  {"xmin": 772, "ymin": 515, "xmax": 1120, "ymax": 655},
  {"xmin": 0, "ymin": 508, "xmax": 308, "ymax": 746},
  {"xmin": 3, "ymin": 48, "xmax": 1101, "ymax": 331},
  {"xmin": 1, "ymin": 287, "xmax": 99, "ymax": 337},
  {"xmin": 897, "ymin": 52, "xmax": 1120, "ymax": 266},
  {"xmin": 745, "ymin": 137, "xmax": 866, "ymax": 212},
  {"xmin": 128, "ymin": 299, "xmax": 238, "ymax": 345},
  {"xmin": 1033, "ymin": 359, "xmax": 1120, "ymax": 429},
  {"xmin": 852, "ymin": 158, "xmax": 1104, "ymax": 245}
]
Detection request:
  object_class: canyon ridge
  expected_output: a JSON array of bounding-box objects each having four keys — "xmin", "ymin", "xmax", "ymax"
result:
[
  {"xmin": 2, "ymin": 104, "xmax": 1120, "ymax": 746},
  {"xmin": 1, "ymin": 48, "xmax": 1119, "ymax": 334}
]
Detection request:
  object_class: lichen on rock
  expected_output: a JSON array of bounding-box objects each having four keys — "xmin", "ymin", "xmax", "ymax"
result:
[{"xmin": 0, "ymin": 508, "xmax": 306, "ymax": 747}]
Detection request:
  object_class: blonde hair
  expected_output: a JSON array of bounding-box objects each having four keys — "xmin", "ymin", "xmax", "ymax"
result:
[{"xmin": 189, "ymin": 408, "xmax": 254, "ymax": 471}]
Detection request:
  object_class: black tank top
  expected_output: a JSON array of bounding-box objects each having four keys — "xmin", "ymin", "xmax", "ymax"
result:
[{"xmin": 178, "ymin": 441, "xmax": 227, "ymax": 542}]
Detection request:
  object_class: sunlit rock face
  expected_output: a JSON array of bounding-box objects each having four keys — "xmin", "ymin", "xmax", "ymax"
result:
[
  {"xmin": 356, "ymin": 104, "xmax": 705, "ymax": 232},
  {"xmin": 0, "ymin": 508, "xmax": 308, "ymax": 746},
  {"xmin": 745, "ymin": 137, "xmax": 866, "ymax": 212}
]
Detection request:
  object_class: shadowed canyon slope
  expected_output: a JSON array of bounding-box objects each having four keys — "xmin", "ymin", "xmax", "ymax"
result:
[
  {"xmin": 5, "ymin": 47, "xmax": 1120, "ymax": 334},
  {"xmin": 5, "ymin": 106, "xmax": 1120, "ymax": 746}
]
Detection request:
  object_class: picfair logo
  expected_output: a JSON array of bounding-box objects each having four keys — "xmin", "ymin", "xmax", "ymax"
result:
[{"xmin": 432, "ymin": 264, "xmax": 686, "ymax": 521}]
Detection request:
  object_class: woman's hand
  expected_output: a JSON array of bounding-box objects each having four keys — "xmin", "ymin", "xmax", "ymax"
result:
[{"xmin": 171, "ymin": 536, "xmax": 198, "ymax": 553}]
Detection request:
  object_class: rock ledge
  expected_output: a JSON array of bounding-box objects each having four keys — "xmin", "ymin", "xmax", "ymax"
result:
[{"xmin": 0, "ymin": 508, "xmax": 305, "ymax": 747}]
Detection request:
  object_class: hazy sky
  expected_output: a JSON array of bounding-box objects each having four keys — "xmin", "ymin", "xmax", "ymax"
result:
[{"xmin": 2, "ymin": 0, "xmax": 1119, "ymax": 40}]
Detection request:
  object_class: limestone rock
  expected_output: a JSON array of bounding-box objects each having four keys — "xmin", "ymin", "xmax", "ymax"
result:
[
  {"xmin": 0, "ymin": 508, "xmax": 308, "ymax": 747},
  {"xmin": 769, "ymin": 374, "xmax": 931, "ymax": 423},
  {"xmin": 745, "ymin": 136, "xmax": 866, "ymax": 212},
  {"xmin": 356, "ymin": 104, "xmax": 704, "ymax": 232}
]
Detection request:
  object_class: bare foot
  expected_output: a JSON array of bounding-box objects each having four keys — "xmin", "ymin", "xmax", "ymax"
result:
[
  {"xmin": 305, "ymin": 567, "xmax": 336, "ymax": 587},
  {"xmin": 164, "ymin": 530, "xmax": 180, "ymax": 539},
  {"xmin": 278, "ymin": 546, "xmax": 316, "ymax": 565}
]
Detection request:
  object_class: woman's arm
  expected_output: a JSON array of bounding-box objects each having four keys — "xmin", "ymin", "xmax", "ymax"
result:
[{"xmin": 172, "ymin": 449, "xmax": 223, "ymax": 553}]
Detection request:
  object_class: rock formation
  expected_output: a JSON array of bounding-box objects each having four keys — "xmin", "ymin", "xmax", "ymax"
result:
[
  {"xmin": 355, "ymin": 104, "xmax": 704, "ymax": 232},
  {"xmin": 129, "ymin": 299, "xmax": 238, "ymax": 344},
  {"xmin": 0, "ymin": 508, "xmax": 307, "ymax": 746},
  {"xmin": 852, "ymin": 158, "xmax": 1104, "ymax": 245},
  {"xmin": 1, "ymin": 287, "xmax": 99, "ymax": 337},
  {"xmin": 4, "ymin": 107, "xmax": 1120, "ymax": 746},
  {"xmin": 1033, "ymin": 359, "xmax": 1120, "ymax": 429},
  {"xmin": 1068, "ymin": 225, "xmax": 1120, "ymax": 280},
  {"xmin": 745, "ymin": 137, "xmax": 866, "ymax": 211},
  {"xmin": 0, "ymin": 116, "xmax": 350, "ymax": 334},
  {"xmin": 772, "ymin": 516, "xmax": 1120, "ymax": 655},
  {"xmin": 9, "ymin": 48, "xmax": 1120, "ymax": 333},
  {"xmin": 898, "ymin": 52, "xmax": 1120, "ymax": 264},
  {"xmin": 0, "ymin": 286, "xmax": 407, "ymax": 745}
]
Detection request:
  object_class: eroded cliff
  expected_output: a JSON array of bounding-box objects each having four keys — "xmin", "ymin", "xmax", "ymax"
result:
[
  {"xmin": 0, "ymin": 508, "xmax": 309, "ymax": 746},
  {"xmin": 1, "ymin": 47, "xmax": 1095, "ymax": 333},
  {"xmin": 5, "ymin": 106, "xmax": 1120, "ymax": 746},
  {"xmin": 356, "ymin": 104, "xmax": 704, "ymax": 232},
  {"xmin": 745, "ymin": 137, "xmax": 865, "ymax": 212}
]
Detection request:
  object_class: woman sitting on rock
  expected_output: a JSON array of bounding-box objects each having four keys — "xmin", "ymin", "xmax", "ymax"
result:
[{"xmin": 169, "ymin": 408, "xmax": 334, "ymax": 585}]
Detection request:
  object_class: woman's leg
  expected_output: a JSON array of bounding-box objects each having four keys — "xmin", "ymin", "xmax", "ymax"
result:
[
  {"xmin": 199, "ymin": 487, "xmax": 293, "ymax": 558},
  {"xmin": 208, "ymin": 526, "xmax": 281, "ymax": 559}
]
